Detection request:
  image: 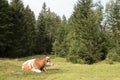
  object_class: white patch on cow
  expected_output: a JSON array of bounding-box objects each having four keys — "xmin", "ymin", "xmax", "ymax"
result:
[
  {"xmin": 22, "ymin": 59, "xmax": 35, "ymax": 70},
  {"xmin": 31, "ymin": 68, "xmax": 42, "ymax": 73},
  {"xmin": 27, "ymin": 59, "xmax": 35, "ymax": 69}
]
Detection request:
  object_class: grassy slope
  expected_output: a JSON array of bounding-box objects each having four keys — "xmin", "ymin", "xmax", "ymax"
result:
[{"xmin": 0, "ymin": 55, "xmax": 120, "ymax": 80}]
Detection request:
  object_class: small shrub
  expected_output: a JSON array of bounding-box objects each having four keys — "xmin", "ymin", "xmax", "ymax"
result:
[
  {"xmin": 105, "ymin": 58, "xmax": 114, "ymax": 64},
  {"xmin": 106, "ymin": 49, "xmax": 120, "ymax": 62},
  {"xmin": 109, "ymin": 60, "xmax": 114, "ymax": 64}
]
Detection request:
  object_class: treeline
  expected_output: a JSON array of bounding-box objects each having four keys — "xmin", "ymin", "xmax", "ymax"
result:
[
  {"xmin": 0, "ymin": 0, "xmax": 120, "ymax": 64},
  {"xmin": 0, "ymin": 0, "xmax": 60, "ymax": 57}
]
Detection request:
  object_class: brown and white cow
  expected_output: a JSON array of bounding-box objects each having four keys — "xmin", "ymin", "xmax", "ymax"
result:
[{"xmin": 22, "ymin": 57, "xmax": 53, "ymax": 73}]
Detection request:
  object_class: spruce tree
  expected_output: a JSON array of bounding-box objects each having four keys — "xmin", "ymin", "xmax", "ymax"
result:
[
  {"xmin": 0, "ymin": 0, "xmax": 13, "ymax": 57},
  {"xmin": 67, "ymin": 0, "xmax": 106, "ymax": 63},
  {"xmin": 9, "ymin": 0, "xmax": 27, "ymax": 57},
  {"xmin": 106, "ymin": 0, "xmax": 120, "ymax": 55},
  {"xmin": 53, "ymin": 15, "xmax": 69, "ymax": 57},
  {"xmin": 36, "ymin": 2, "xmax": 50, "ymax": 53},
  {"xmin": 36, "ymin": 2, "xmax": 62, "ymax": 54},
  {"xmin": 24, "ymin": 5, "xmax": 36, "ymax": 55}
]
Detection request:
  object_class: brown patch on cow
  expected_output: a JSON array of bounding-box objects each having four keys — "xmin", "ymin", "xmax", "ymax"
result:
[{"xmin": 33, "ymin": 58, "xmax": 49, "ymax": 71}]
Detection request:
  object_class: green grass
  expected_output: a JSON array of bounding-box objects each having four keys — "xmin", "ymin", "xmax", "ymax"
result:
[{"xmin": 0, "ymin": 55, "xmax": 120, "ymax": 80}]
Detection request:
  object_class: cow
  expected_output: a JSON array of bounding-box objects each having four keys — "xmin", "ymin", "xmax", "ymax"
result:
[{"xmin": 22, "ymin": 57, "xmax": 53, "ymax": 73}]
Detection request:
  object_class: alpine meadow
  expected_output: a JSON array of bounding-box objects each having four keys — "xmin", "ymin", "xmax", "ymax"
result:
[{"xmin": 0, "ymin": 0, "xmax": 120, "ymax": 80}]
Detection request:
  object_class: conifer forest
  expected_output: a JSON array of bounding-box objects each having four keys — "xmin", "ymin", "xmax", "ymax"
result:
[{"xmin": 0, "ymin": 0, "xmax": 120, "ymax": 64}]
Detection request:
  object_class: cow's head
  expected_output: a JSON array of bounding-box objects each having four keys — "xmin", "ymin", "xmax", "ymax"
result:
[{"xmin": 45, "ymin": 56, "xmax": 54, "ymax": 66}]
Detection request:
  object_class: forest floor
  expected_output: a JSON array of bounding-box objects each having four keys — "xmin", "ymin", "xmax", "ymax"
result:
[{"xmin": 0, "ymin": 55, "xmax": 120, "ymax": 80}]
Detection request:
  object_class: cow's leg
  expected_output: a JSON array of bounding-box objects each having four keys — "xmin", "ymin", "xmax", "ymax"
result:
[
  {"xmin": 42, "ymin": 67, "xmax": 46, "ymax": 72},
  {"xmin": 31, "ymin": 68, "xmax": 42, "ymax": 73},
  {"xmin": 40, "ymin": 66, "xmax": 46, "ymax": 72}
]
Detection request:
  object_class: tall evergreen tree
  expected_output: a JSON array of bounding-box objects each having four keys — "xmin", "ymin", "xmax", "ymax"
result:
[
  {"xmin": 9, "ymin": 0, "xmax": 27, "ymax": 57},
  {"xmin": 36, "ymin": 2, "xmax": 51, "ymax": 53},
  {"xmin": 45, "ymin": 8, "xmax": 61, "ymax": 44},
  {"xmin": 0, "ymin": 0, "xmax": 13, "ymax": 57},
  {"xmin": 24, "ymin": 5, "xmax": 36, "ymax": 55},
  {"xmin": 66, "ymin": 0, "xmax": 107, "ymax": 63},
  {"xmin": 53, "ymin": 15, "xmax": 68, "ymax": 57},
  {"xmin": 36, "ymin": 2, "xmax": 62, "ymax": 54},
  {"xmin": 106, "ymin": 0, "xmax": 120, "ymax": 55},
  {"xmin": 94, "ymin": 1, "xmax": 114, "ymax": 60}
]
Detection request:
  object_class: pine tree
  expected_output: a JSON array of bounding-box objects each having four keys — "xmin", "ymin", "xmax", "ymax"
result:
[
  {"xmin": 45, "ymin": 8, "xmax": 61, "ymax": 44},
  {"xmin": 106, "ymin": 0, "xmax": 120, "ymax": 55},
  {"xmin": 53, "ymin": 15, "xmax": 68, "ymax": 57},
  {"xmin": 94, "ymin": 1, "xmax": 114, "ymax": 60},
  {"xmin": 9, "ymin": 0, "xmax": 27, "ymax": 57},
  {"xmin": 36, "ymin": 2, "xmax": 62, "ymax": 54},
  {"xmin": 24, "ymin": 5, "xmax": 36, "ymax": 55},
  {"xmin": 36, "ymin": 2, "xmax": 50, "ymax": 53},
  {"xmin": 66, "ymin": 0, "xmax": 106, "ymax": 63},
  {"xmin": 0, "ymin": 0, "xmax": 13, "ymax": 57}
]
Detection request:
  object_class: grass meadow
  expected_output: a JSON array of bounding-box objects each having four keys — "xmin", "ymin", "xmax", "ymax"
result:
[{"xmin": 0, "ymin": 55, "xmax": 120, "ymax": 80}]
